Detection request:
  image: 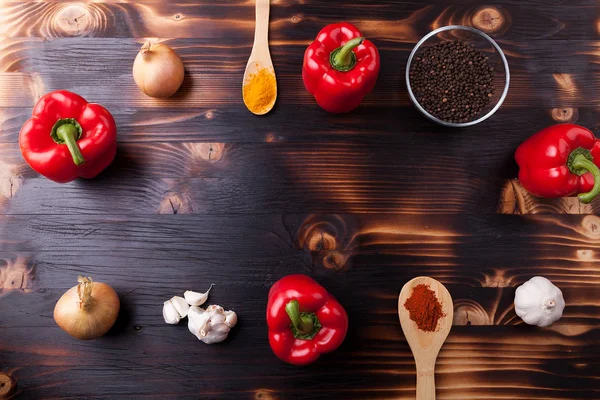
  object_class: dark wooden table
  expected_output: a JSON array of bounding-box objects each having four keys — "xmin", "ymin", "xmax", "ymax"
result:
[{"xmin": 1, "ymin": 1, "xmax": 599, "ymax": 399}]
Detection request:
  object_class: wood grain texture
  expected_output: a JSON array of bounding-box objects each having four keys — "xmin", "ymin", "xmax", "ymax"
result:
[
  {"xmin": 2, "ymin": 105, "xmax": 599, "ymax": 144},
  {"xmin": 0, "ymin": 140, "xmax": 595, "ymax": 215},
  {"xmin": 3, "ymin": 37, "xmax": 600, "ymax": 110},
  {"xmin": 498, "ymin": 180, "xmax": 600, "ymax": 215},
  {"xmin": 0, "ymin": 1, "xmax": 598, "ymax": 41},
  {"xmin": 1, "ymin": 213, "xmax": 600, "ymax": 398},
  {"xmin": 1, "ymin": 0, "xmax": 599, "ymax": 399}
]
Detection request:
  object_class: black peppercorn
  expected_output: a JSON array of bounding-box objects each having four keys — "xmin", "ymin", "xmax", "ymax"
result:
[{"xmin": 410, "ymin": 40, "xmax": 495, "ymax": 123}]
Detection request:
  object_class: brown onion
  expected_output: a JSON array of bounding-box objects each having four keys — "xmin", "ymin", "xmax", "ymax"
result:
[
  {"xmin": 54, "ymin": 276, "xmax": 120, "ymax": 340},
  {"xmin": 133, "ymin": 41, "xmax": 185, "ymax": 98}
]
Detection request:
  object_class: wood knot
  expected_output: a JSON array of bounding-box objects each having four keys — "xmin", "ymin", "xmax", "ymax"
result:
[
  {"xmin": 53, "ymin": 3, "xmax": 105, "ymax": 37},
  {"xmin": 321, "ymin": 251, "xmax": 349, "ymax": 271},
  {"xmin": 205, "ymin": 110, "xmax": 215, "ymax": 120},
  {"xmin": 265, "ymin": 133, "xmax": 284, "ymax": 142},
  {"xmin": 581, "ymin": 215, "xmax": 600, "ymax": 239},
  {"xmin": 0, "ymin": 177, "xmax": 22, "ymax": 202},
  {"xmin": 173, "ymin": 14, "xmax": 183, "ymax": 21},
  {"xmin": 0, "ymin": 256, "xmax": 35, "ymax": 295},
  {"xmin": 453, "ymin": 300, "xmax": 491, "ymax": 326},
  {"xmin": 498, "ymin": 179, "xmax": 597, "ymax": 214},
  {"xmin": 185, "ymin": 143, "xmax": 224, "ymax": 162},
  {"xmin": 482, "ymin": 270, "xmax": 511, "ymax": 287},
  {"xmin": 28, "ymin": 73, "xmax": 46, "ymax": 103},
  {"xmin": 498, "ymin": 180, "xmax": 526, "ymax": 214},
  {"xmin": 291, "ymin": 15, "xmax": 302, "ymax": 24},
  {"xmin": 0, "ymin": 159, "xmax": 24, "ymax": 204},
  {"xmin": 302, "ymin": 228, "xmax": 348, "ymax": 271},
  {"xmin": 255, "ymin": 390, "xmax": 278, "ymax": 400},
  {"xmin": 298, "ymin": 215, "xmax": 347, "ymax": 249},
  {"xmin": 576, "ymin": 249, "xmax": 594, "ymax": 261},
  {"xmin": 0, "ymin": 372, "xmax": 16, "ymax": 398},
  {"xmin": 305, "ymin": 230, "xmax": 337, "ymax": 251},
  {"xmin": 472, "ymin": 7, "xmax": 506, "ymax": 34},
  {"xmin": 158, "ymin": 193, "xmax": 193, "ymax": 214},
  {"xmin": 552, "ymin": 73, "xmax": 577, "ymax": 94},
  {"xmin": 297, "ymin": 215, "xmax": 351, "ymax": 271},
  {"xmin": 551, "ymin": 107, "xmax": 579, "ymax": 123}
]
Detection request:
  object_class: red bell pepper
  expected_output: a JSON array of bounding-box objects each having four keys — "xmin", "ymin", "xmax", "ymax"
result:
[
  {"xmin": 19, "ymin": 90, "xmax": 117, "ymax": 183},
  {"xmin": 515, "ymin": 123, "xmax": 600, "ymax": 203},
  {"xmin": 267, "ymin": 274, "xmax": 348, "ymax": 365},
  {"xmin": 302, "ymin": 22, "xmax": 380, "ymax": 113}
]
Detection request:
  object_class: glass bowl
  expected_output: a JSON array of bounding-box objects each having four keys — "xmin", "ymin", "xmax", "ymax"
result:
[{"xmin": 406, "ymin": 25, "xmax": 510, "ymax": 128}]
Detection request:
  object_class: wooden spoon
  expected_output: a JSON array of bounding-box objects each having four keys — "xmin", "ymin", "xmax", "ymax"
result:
[
  {"xmin": 243, "ymin": 0, "xmax": 276, "ymax": 115},
  {"xmin": 398, "ymin": 277, "xmax": 454, "ymax": 400}
]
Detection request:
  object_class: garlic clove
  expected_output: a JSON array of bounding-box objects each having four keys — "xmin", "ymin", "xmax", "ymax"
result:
[
  {"xmin": 170, "ymin": 296, "xmax": 190, "ymax": 318},
  {"xmin": 188, "ymin": 306, "xmax": 209, "ymax": 340},
  {"xmin": 224, "ymin": 310, "xmax": 238, "ymax": 328},
  {"xmin": 163, "ymin": 300, "xmax": 181, "ymax": 324},
  {"xmin": 189, "ymin": 305, "xmax": 205, "ymax": 314},
  {"xmin": 206, "ymin": 304, "xmax": 220, "ymax": 312},
  {"xmin": 184, "ymin": 284, "xmax": 213, "ymax": 306}
]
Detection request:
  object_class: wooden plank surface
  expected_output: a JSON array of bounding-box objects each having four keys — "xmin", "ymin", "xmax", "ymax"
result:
[{"xmin": 1, "ymin": 0, "xmax": 599, "ymax": 399}]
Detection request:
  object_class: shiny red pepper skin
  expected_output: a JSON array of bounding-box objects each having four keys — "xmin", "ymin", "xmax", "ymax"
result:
[
  {"xmin": 302, "ymin": 22, "xmax": 380, "ymax": 113},
  {"xmin": 515, "ymin": 124, "xmax": 600, "ymax": 203},
  {"xmin": 267, "ymin": 275, "xmax": 348, "ymax": 365},
  {"xmin": 19, "ymin": 90, "xmax": 117, "ymax": 183}
]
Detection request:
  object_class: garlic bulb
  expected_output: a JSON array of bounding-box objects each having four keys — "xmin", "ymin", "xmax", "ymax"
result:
[
  {"xmin": 188, "ymin": 305, "xmax": 237, "ymax": 344},
  {"xmin": 514, "ymin": 276, "xmax": 565, "ymax": 327},
  {"xmin": 163, "ymin": 296, "xmax": 189, "ymax": 324}
]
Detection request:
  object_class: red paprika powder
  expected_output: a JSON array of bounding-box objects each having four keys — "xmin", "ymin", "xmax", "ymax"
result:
[{"xmin": 403, "ymin": 284, "xmax": 445, "ymax": 332}]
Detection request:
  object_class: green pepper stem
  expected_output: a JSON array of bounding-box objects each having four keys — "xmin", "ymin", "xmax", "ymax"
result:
[
  {"xmin": 572, "ymin": 154, "xmax": 600, "ymax": 203},
  {"xmin": 285, "ymin": 299, "xmax": 314, "ymax": 334},
  {"xmin": 51, "ymin": 118, "xmax": 85, "ymax": 166},
  {"xmin": 330, "ymin": 37, "xmax": 364, "ymax": 72},
  {"xmin": 57, "ymin": 124, "xmax": 85, "ymax": 166}
]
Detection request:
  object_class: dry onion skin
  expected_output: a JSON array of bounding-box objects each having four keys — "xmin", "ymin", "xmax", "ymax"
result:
[
  {"xmin": 54, "ymin": 276, "xmax": 120, "ymax": 340},
  {"xmin": 133, "ymin": 41, "xmax": 185, "ymax": 98}
]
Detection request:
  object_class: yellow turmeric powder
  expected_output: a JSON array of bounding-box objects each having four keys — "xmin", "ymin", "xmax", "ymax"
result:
[{"xmin": 243, "ymin": 67, "xmax": 277, "ymax": 115}]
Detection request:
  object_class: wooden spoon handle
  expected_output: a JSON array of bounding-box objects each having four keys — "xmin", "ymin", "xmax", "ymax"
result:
[
  {"xmin": 253, "ymin": 0, "xmax": 270, "ymax": 49},
  {"xmin": 416, "ymin": 369, "xmax": 436, "ymax": 400}
]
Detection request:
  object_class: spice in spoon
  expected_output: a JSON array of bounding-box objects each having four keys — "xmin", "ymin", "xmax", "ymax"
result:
[
  {"xmin": 404, "ymin": 283, "xmax": 445, "ymax": 332},
  {"xmin": 243, "ymin": 66, "xmax": 277, "ymax": 115}
]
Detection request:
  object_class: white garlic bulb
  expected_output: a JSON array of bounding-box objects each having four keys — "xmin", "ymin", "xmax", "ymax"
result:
[
  {"xmin": 514, "ymin": 277, "xmax": 565, "ymax": 327},
  {"xmin": 188, "ymin": 305, "xmax": 237, "ymax": 344}
]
